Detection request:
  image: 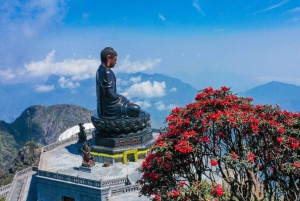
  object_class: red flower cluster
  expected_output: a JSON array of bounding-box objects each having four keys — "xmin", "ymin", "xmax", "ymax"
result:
[
  {"xmin": 211, "ymin": 159, "xmax": 218, "ymax": 166},
  {"xmin": 149, "ymin": 172, "xmax": 159, "ymax": 180},
  {"xmin": 231, "ymin": 151, "xmax": 238, "ymax": 160},
  {"xmin": 139, "ymin": 86, "xmax": 300, "ymax": 200},
  {"xmin": 212, "ymin": 184, "xmax": 224, "ymax": 196},
  {"xmin": 247, "ymin": 152, "xmax": 255, "ymax": 163},
  {"xmin": 174, "ymin": 140, "xmax": 193, "ymax": 154},
  {"xmin": 294, "ymin": 163, "xmax": 300, "ymax": 168}
]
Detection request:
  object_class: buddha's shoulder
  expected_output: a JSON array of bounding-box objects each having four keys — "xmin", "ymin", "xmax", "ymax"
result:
[{"xmin": 99, "ymin": 66, "xmax": 113, "ymax": 75}]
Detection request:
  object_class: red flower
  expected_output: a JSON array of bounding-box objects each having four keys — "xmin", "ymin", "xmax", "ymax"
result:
[
  {"xmin": 231, "ymin": 151, "xmax": 238, "ymax": 160},
  {"xmin": 212, "ymin": 184, "xmax": 224, "ymax": 196},
  {"xmin": 189, "ymin": 130, "xmax": 196, "ymax": 137},
  {"xmin": 211, "ymin": 159, "xmax": 218, "ymax": 166},
  {"xmin": 204, "ymin": 87, "xmax": 214, "ymax": 93},
  {"xmin": 155, "ymin": 194, "xmax": 161, "ymax": 201},
  {"xmin": 246, "ymin": 97, "xmax": 253, "ymax": 102},
  {"xmin": 166, "ymin": 154, "xmax": 172, "ymax": 160},
  {"xmin": 251, "ymin": 125, "xmax": 259, "ymax": 132},
  {"xmin": 179, "ymin": 181, "xmax": 185, "ymax": 187},
  {"xmin": 276, "ymin": 137, "xmax": 284, "ymax": 143},
  {"xmin": 294, "ymin": 163, "xmax": 300, "ymax": 168},
  {"xmin": 172, "ymin": 107, "xmax": 181, "ymax": 114},
  {"xmin": 292, "ymin": 142, "xmax": 299, "ymax": 149},
  {"xmin": 174, "ymin": 140, "xmax": 193, "ymax": 154},
  {"xmin": 195, "ymin": 110, "xmax": 202, "ymax": 118},
  {"xmin": 142, "ymin": 161, "xmax": 147, "ymax": 167},
  {"xmin": 218, "ymin": 132, "xmax": 225, "ymax": 138},
  {"xmin": 149, "ymin": 173, "xmax": 159, "ymax": 180},
  {"xmin": 221, "ymin": 86, "xmax": 229, "ymax": 92},
  {"xmin": 288, "ymin": 137, "xmax": 296, "ymax": 143},
  {"xmin": 172, "ymin": 189, "xmax": 180, "ymax": 197},
  {"xmin": 165, "ymin": 162, "xmax": 171, "ymax": 169},
  {"xmin": 183, "ymin": 132, "xmax": 189, "ymax": 139},
  {"xmin": 247, "ymin": 152, "xmax": 255, "ymax": 163},
  {"xmin": 195, "ymin": 93, "xmax": 204, "ymax": 100},
  {"xmin": 278, "ymin": 127, "xmax": 285, "ymax": 134},
  {"xmin": 210, "ymin": 112, "xmax": 220, "ymax": 120},
  {"xmin": 201, "ymin": 136, "xmax": 211, "ymax": 143}
]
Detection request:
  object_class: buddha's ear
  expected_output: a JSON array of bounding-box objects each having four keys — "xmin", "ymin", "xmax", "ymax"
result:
[{"xmin": 106, "ymin": 55, "xmax": 111, "ymax": 66}]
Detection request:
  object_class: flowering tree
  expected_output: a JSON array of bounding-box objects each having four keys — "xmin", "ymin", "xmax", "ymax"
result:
[{"xmin": 138, "ymin": 87, "xmax": 300, "ymax": 201}]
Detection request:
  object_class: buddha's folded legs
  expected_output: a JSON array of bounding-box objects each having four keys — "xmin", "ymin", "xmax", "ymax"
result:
[{"xmin": 121, "ymin": 104, "xmax": 141, "ymax": 117}]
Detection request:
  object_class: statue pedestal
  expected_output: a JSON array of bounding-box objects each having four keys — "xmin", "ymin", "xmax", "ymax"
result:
[
  {"xmin": 79, "ymin": 165, "xmax": 96, "ymax": 173},
  {"xmin": 91, "ymin": 128, "xmax": 155, "ymax": 164}
]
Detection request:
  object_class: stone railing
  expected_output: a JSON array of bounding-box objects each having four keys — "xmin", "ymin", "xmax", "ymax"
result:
[
  {"xmin": 101, "ymin": 177, "xmax": 128, "ymax": 188},
  {"xmin": 0, "ymin": 183, "xmax": 11, "ymax": 198},
  {"xmin": 5, "ymin": 166, "xmax": 36, "ymax": 201},
  {"xmin": 38, "ymin": 170, "xmax": 131, "ymax": 190},
  {"xmin": 38, "ymin": 170, "xmax": 101, "ymax": 188},
  {"xmin": 111, "ymin": 184, "xmax": 140, "ymax": 196},
  {"xmin": 42, "ymin": 130, "xmax": 92, "ymax": 152}
]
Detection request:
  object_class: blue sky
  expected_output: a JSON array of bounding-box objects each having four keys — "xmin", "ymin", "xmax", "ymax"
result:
[{"xmin": 1, "ymin": 0, "xmax": 300, "ymax": 92}]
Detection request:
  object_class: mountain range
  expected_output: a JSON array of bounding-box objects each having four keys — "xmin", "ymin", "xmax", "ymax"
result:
[
  {"xmin": 1, "ymin": 74, "xmax": 300, "ymax": 186},
  {"xmin": 0, "ymin": 72, "xmax": 198, "ymax": 127},
  {"xmin": 239, "ymin": 81, "xmax": 300, "ymax": 112}
]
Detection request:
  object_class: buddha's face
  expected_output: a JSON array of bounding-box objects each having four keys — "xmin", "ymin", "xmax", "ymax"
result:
[{"xmin": 107, "ymin": 55, "xmax": 117, "ymax": 68}]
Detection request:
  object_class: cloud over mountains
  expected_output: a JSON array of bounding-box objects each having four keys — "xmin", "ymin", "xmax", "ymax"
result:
[{"xmin": 0, "ymin": 51, "xmax": 162, "ymax": 90}]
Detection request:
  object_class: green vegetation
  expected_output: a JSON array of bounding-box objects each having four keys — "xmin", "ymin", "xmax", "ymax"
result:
[{"xmin": 0, "ymin": 104, "xmax": 93, "ymax": 187}]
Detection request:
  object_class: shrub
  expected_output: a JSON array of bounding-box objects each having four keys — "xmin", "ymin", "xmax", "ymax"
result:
[{"xmin": 138, "ymin": 87, "xmax": 300, "ymax": 201}]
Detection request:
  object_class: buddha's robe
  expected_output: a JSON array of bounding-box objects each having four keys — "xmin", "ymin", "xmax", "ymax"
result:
[{"xmin": 96, "ymin": 64, "xmax": 140, "ymax": 119}]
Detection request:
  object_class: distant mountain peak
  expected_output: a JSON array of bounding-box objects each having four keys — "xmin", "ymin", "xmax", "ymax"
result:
[{"xmin": 239, "ymin": 81, "xmax": 300, "ymax": 112}]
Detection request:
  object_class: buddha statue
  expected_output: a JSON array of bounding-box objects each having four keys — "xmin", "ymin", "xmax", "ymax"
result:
[{"xmin": 96, "ymin": 47, "xmax": 141, "ymax": 119}]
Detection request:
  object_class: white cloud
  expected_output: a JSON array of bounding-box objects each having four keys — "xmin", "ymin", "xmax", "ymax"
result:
[
  {"xmin": 193, "ymin": 0, "xmax": 205, "ymax": 16},
  {"xmin": 154, "ymin": 102, "xmax": 178, "ymax": 111},
  {"xmin": 130, "ymin": 76, "xmax": 141, "ymax": 83},
  {"xmin": 115, "ymin": 55, "xmax": 161, "ymax": 73},
  {"xmin": 250, "ymin": 0, "xmax": 290, "ymax": 15},
  {"xmin": 170, "ymin": 87, "xmax": 177, "ymax": 92},
  {"xmin": 24, "ymin": 50, "xmax": 99, "ymax": 80},
  {"xmin": 155, "ymin": 101, "xmax": 166, "ymax": 111},
  {"xmin": 167, "ymin": 104, "xmax": 177, "ymax": 110},
  {"xmin": 58, "ymin": 77, "xmax": 80, "ymax": 89},
  {"xmin": 117, "ymin": 78, "xmax": 129, "ymax": 86},
  {"xmin": 0, "ymin": 68, "xmax": 16, "ymax": 79},
  {"xmin": 1, "ymin": 0, "xmax": 66, "ymax": 37},
  {"xmin": 122, "ymin": 81, "xmax": 166, "ymax": 98},
  {"xmin": 135, "ymin": 100, "xmax": 152, "ymax": 109},
  {"xmin": 34, "ymin": 85, "xmax": 55, "ymax": 92},
  {"xmin": 158, "ymin": 14, "xmax": 166, "ymax": 21},
  {"xmin": 285, "ymin": 7, "xmax": 300, "ymax": 14}
]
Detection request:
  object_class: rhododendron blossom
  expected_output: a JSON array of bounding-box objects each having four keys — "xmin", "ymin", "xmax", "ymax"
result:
[
  {"xmin": 210, "ymin": 159, "xmax": 218, "ymax": 166},
  {"xmin": 138, "ymin": 86, "xmax": 300, "ymax": 201}
]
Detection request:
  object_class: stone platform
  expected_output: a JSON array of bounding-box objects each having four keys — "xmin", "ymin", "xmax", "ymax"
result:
[
  {"xmin": 37, "ymin": 133, "xmax": 159, "ymax": 201},
  {"xmin": 91, "ymin": 128, "xmax": 155, "ymax": 164}
]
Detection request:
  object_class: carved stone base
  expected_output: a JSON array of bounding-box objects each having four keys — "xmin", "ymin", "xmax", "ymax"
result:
[
  {"xmin": 91, "ymin": 128, "xmax": 155, "ymax": 154},
  {"xmin": 91, "ymin": 111, "xmax": 151, "ymax": 137}
]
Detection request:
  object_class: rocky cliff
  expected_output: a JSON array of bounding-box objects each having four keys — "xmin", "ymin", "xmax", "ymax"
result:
[
  {"xmin": 0, "ymin": 104, "xmax": 93, "ymax": 186},
  {"xmin": 11, "ymin": 104, "xmax": 93, "ymax": 145}
]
